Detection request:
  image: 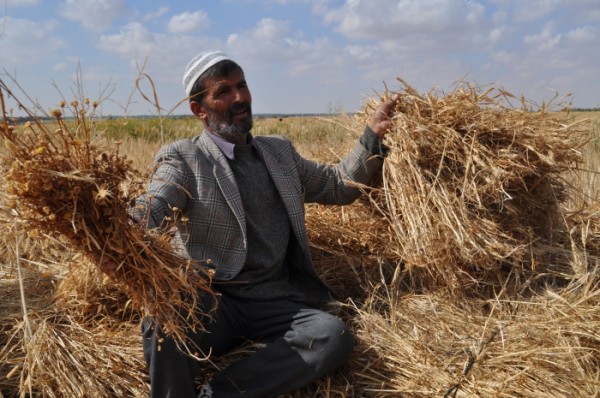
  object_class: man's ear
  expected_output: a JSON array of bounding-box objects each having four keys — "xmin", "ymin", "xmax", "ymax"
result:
[{"xmin": 190, "ymin": 101, "xmax": 208, "ymax": 123}]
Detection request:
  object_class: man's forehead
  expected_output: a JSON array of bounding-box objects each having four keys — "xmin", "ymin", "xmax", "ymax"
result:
[{"xmin": 205, "ymin": 70, "xmax": 246, "ymax": 89}]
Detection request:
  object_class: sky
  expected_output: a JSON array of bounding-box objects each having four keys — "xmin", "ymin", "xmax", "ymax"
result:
[{"xmin": 0, "ymin": 0, "xmax": 599, "ymax": 117}]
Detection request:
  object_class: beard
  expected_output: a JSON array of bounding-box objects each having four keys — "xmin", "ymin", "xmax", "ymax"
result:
[{"xmin": 206, "ymin": 102, "xmax": 253, "ymax": 141}]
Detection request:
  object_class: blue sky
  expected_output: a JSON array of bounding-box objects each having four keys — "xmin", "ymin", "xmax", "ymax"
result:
[{"xmin": 1, "ymin": 0, "xmax": 599, "ymax": 117}]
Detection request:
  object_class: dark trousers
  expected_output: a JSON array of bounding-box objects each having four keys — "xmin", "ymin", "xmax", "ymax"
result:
[{"xmin": 142, "ymin": 294, "xmax": 354, "ymax": 398}]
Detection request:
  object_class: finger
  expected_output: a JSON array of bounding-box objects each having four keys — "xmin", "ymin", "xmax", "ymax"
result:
[
  {"xmin": 374, "ymin": 103, "xmax": 395, "ymax": 121},
  {"xmin": 380, "ymin": 94, "xmax": 400, "ymax": 113}
]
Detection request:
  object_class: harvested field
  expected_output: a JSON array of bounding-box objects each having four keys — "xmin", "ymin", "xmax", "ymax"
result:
[{"xmin": 1, "ymin": 78, "xmax": 599, "ymax": 397}]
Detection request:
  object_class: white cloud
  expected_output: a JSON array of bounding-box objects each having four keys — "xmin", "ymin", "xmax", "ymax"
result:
[
  {"xmin": 566, "ymin": 26, "xmax": 596, "ymax": 42},
  {"xmin": 491, "ymin": 10, "xmax": 507, "ymax": 24},
  {"xmin": 225, "ymin": 18, "xmax": 358, "ymax": 88},
  {"xmin": 489, "ymin": 26, "xmax": 505, "ymax": 43},
  {"xmin": 345, "ymin": 44, "xmax": 379, "ymax": 62},
  {"xmin": 321, "ymin": 0, "xmax": 486, "ymax": 38},
  {"xmin": 97, "ymin": 20, "xmax": 213, "ymax": 65},
  {"xmin": 0, "ymin": 17, "xmax": 63, "ymax": 65},
  {"xmin": 144, "ymin": 6, "xmax": 170, "ymax": 22},
  {"xmin": 97, "ymin": 21, "xmax": 222, "ymax": 93},
  {"xmin": 59, "ymin": 0, "xmax": 128, "ymax": 32},
  {"xmin": 52, "ymin": 62, "xmax": 67, "ymax": 72},
  {"xmin": 524, "ymin": 22, "xmax": 562, "ymax": 51},
  {"xmin": 97, "ymin": 22, "xmax": 156, "ymax": 59},
  {"xmin": 167, "ymin": 11, "xmax": 210, "ymax": 34},
  {"xmin": 78, "ymin": 66, "xmax": 116, "ymax": 86},
  {"xmin": 227, "ymin": 18, "xmax": 297, "ymax": 58},
  {"xmin": 490, "ymin": 50, "xmax": 517, "ymax": 65},
  {"xmin": 511, "ymin": 0, "xmax": 562, "ymax": 22}
]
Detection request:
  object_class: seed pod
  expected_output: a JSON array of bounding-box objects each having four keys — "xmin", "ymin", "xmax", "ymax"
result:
[{"xmin": 32, "ymin": 146, "xmax": 46, "ymax": 155}]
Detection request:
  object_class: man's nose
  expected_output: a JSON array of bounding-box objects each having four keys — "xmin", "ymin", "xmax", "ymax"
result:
[{"xmin": 232, "ymin": 88, "xmax": 249, "ymax": 103}]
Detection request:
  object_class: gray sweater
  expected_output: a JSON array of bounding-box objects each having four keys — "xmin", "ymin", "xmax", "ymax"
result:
[
  {"xmin": 218, "ymin": 143, "xmax": 305, "ymax": 301},
  {"xmin": 217, "ymin": 127, "xmax": 385, "ymax": 301}
]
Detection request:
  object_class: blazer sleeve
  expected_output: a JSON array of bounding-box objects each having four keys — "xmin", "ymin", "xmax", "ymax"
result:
[
  {"xmin": 294, "ymin": 129, "xmax": 385, "ymax": 205},
  {"xmin": 132, "ymin": 141, "xmax": 192, "ymax": 229}
]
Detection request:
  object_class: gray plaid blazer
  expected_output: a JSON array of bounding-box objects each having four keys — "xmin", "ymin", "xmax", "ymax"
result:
[{"xmin": 136, "ymin": 130, "xmax": 383, "ymax": 303}]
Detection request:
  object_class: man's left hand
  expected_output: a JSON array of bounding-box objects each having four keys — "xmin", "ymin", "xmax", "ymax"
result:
[{"xmin": 368, "ymin": 94, "xmax": 400, "ymax": 138}]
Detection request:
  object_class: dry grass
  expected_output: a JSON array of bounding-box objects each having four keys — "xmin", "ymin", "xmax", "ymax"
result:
[
  {"xmin": 1, "ymin": 77, "xmax": 599, "ymax": 397},
  {"xmin": 350, "ymin": 275, "xmax": 599, "ymax": 397},
  {"xmin": 0, "ymin": 257, "xmax": 148, "ymax": 397}
]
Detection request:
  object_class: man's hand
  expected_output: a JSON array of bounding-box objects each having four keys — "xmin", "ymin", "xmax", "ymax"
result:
[{"xmin": 367, "ymin": 94, "xmax": 400, "ymax": 139}]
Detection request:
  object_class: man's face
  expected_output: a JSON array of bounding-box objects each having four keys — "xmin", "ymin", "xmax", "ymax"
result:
[{"xmin": 193, "ymin": 69, "xmax": 253, "ymax": 142}]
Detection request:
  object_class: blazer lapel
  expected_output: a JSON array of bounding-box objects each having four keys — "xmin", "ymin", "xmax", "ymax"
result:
[
  {"xmin": 253, "ymin": 140, "xmax": 308, "ymax": 247},
  {"xmin": 198, "ymin": 133, "xmax": 247, "ymax": 237}
]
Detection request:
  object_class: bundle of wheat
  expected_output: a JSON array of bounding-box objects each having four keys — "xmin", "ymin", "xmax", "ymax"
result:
[
  {"xmin": 0, "ymin": 80, "xmax": 214, "ymax": 354},
  {"xmin": 349, "ymin": 80, "xmax": 591, "ymax": 292}
]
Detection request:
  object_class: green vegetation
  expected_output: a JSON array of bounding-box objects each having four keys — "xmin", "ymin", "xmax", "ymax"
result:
[{"xmin": 92, "ymin": 116, "xmax": 200, "ymax": 142}]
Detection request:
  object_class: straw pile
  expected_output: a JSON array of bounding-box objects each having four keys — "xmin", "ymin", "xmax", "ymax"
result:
[
  {"xmin": 350, "ymin": 275, "xmax": 599, "ymax": 397},
  {"xmin": 309, "ymin": 80, "xmax": 592, "ymax": 294},
  {"xmin": 303, "ymin": 80, "xmax": 599, "ymax": 396},
  {"xmin": 0, "ymin": 246, "xmax": 149, "ymax": 397},
  {"xmin": 0, "ymin": 80, "xmax": 214, "ymax": 353}
]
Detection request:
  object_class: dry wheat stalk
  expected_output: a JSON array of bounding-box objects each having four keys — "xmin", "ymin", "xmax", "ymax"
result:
[
  {"xmin": 0, "ymin": 80, "xmax": 214, "ymax": 354},
  {"xmin": 352, "ymin": 80, "xmax": 591, "ymax": 291},
  {"xmin": 10, "ymin": 311, "xmax": 148, "ymax": 398}
]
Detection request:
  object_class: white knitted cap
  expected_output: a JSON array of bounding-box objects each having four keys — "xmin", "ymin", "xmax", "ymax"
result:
[{"xmin": 182, "ymin": 51, "xmax": 232, "ymax": 97}]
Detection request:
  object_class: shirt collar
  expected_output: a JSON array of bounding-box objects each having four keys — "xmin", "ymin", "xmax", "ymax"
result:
[{"xmin": 205, "ymin": 129, "xmax": 254, "ymax": 160}]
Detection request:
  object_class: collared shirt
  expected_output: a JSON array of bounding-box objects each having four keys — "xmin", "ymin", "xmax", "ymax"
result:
[{"xmin": 205, "ymin": 130, "xmax": 254, "ymax": 160}]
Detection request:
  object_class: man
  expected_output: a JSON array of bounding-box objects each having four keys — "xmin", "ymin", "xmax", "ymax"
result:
[{"xmin": 131, "ymin": 51, "xmax": 398, "ymax": 398}]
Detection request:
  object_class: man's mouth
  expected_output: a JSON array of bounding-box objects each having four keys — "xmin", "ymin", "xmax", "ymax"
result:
[{"xmin": 230, "ymin": 104, "xmax": 251, "ymax": 118}]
